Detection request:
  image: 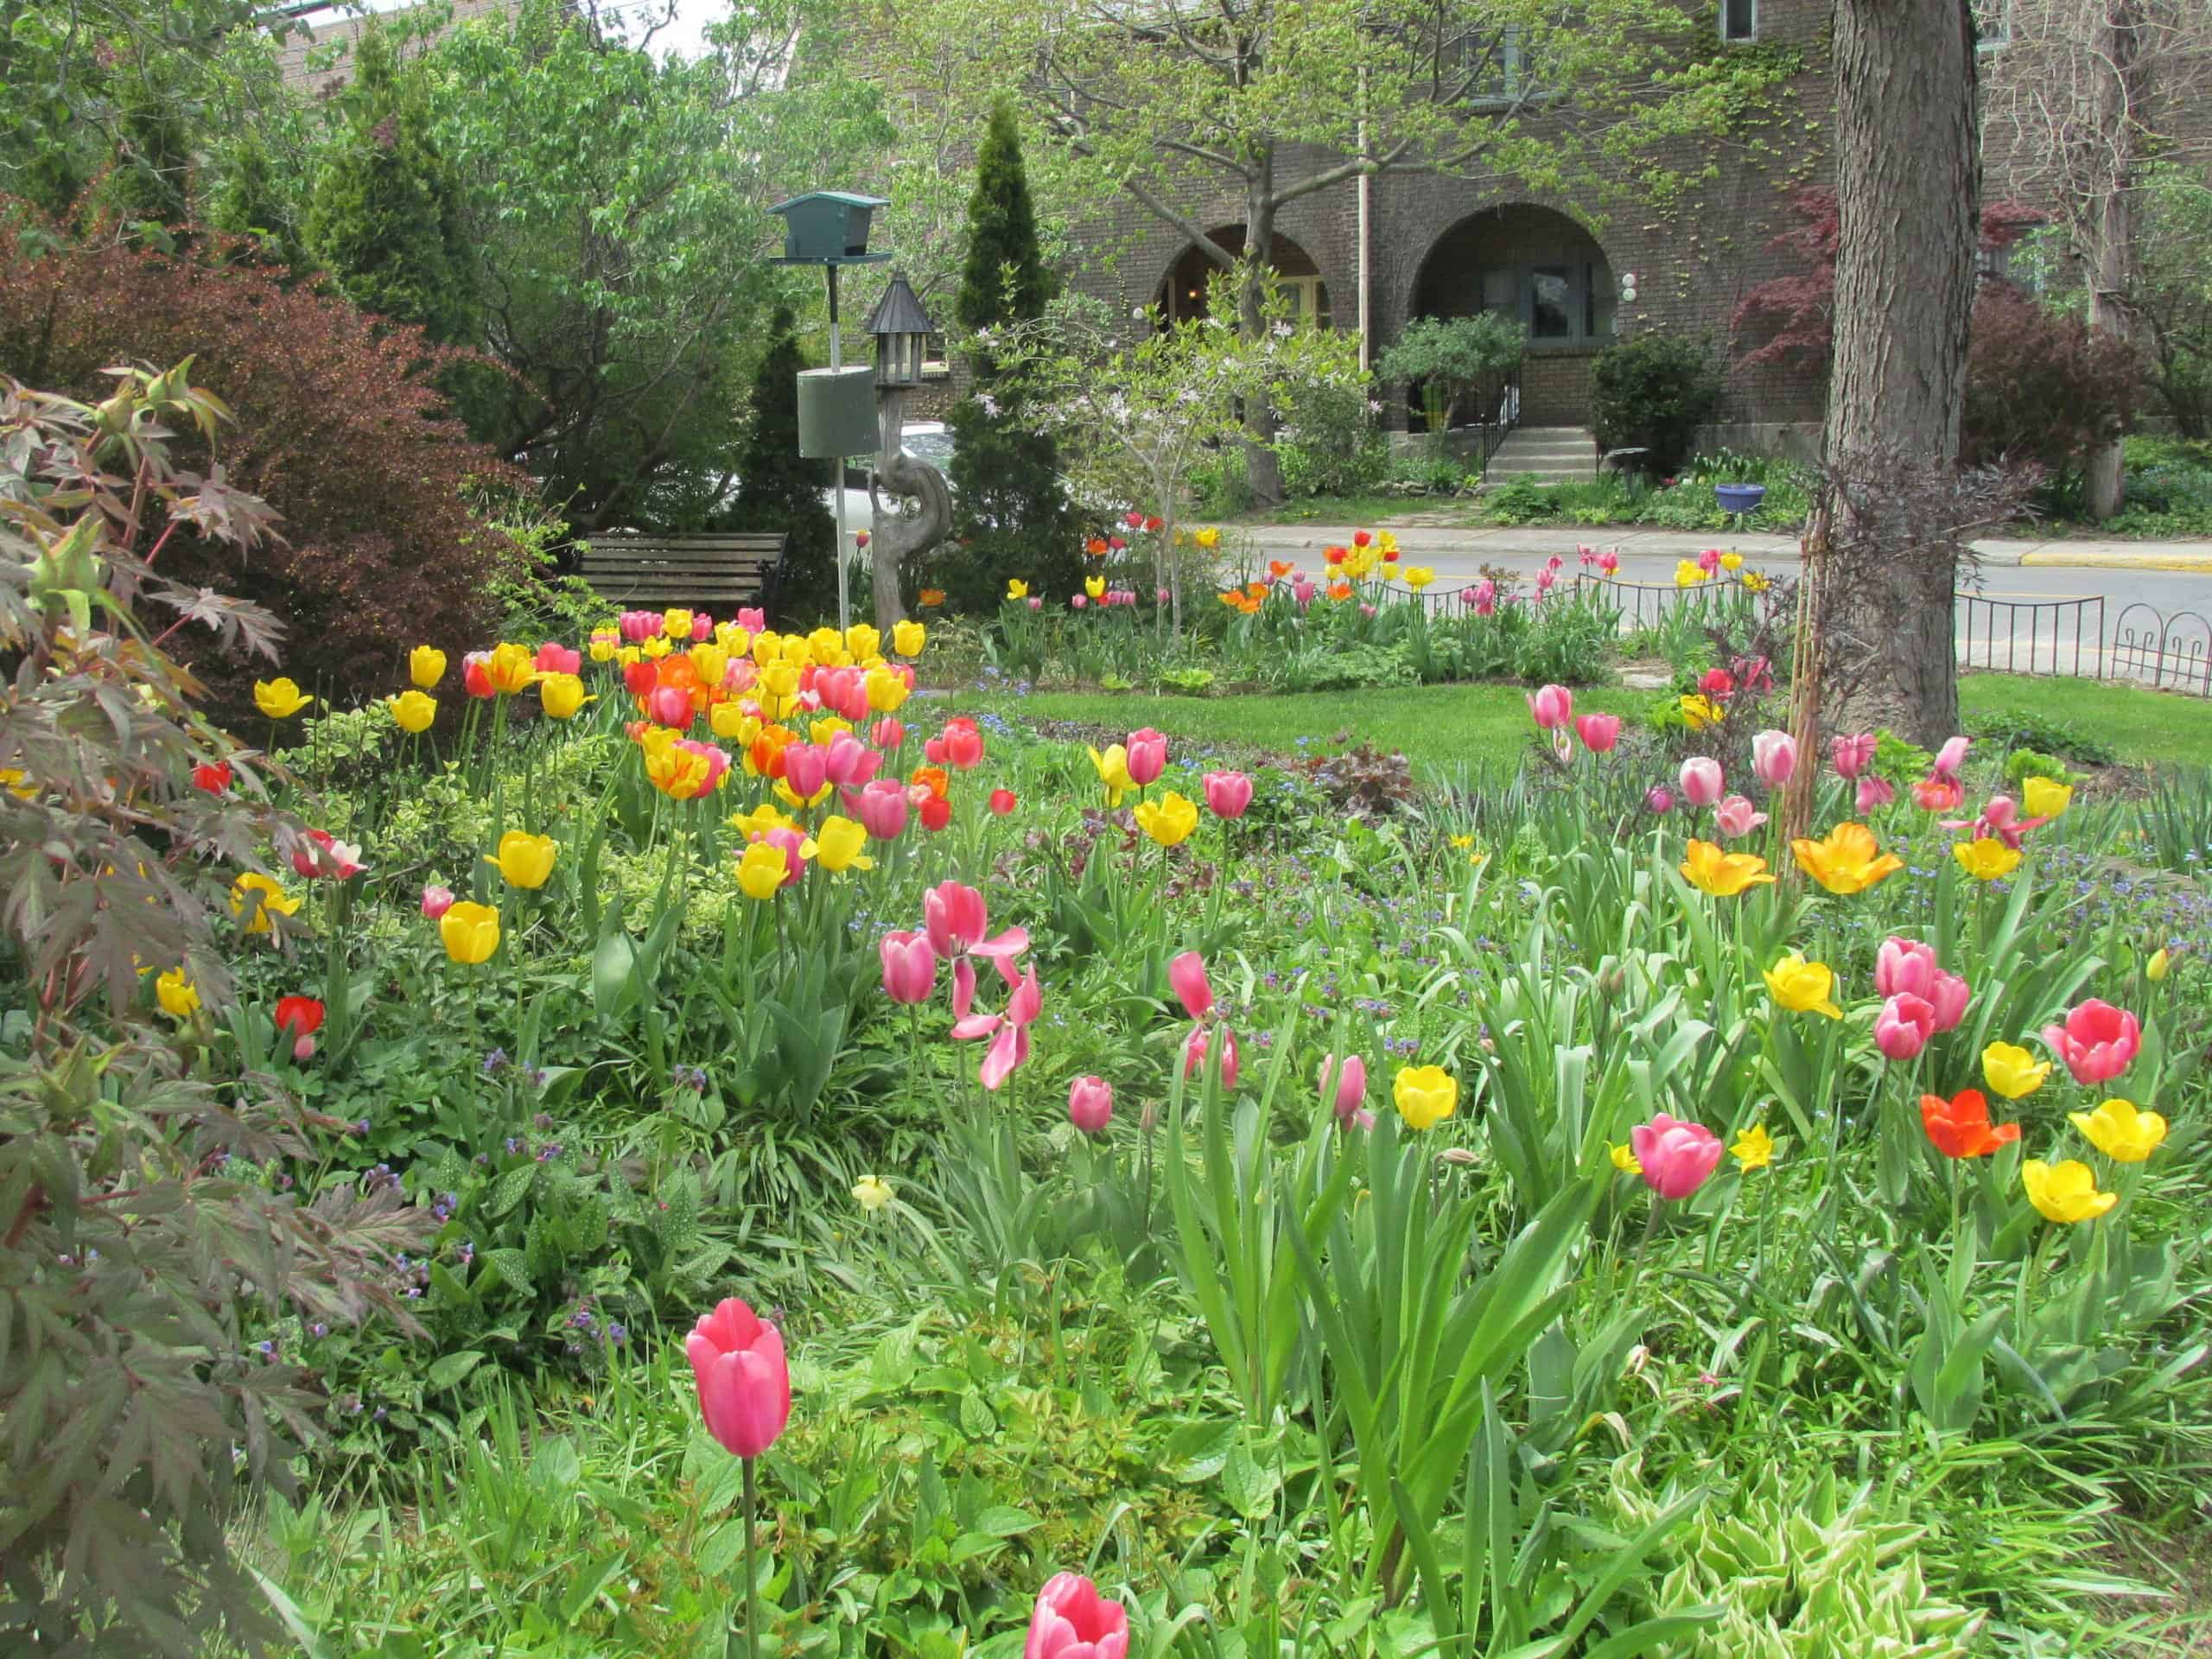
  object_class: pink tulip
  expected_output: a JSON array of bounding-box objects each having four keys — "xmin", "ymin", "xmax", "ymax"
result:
[
  {"xmin": 781, "ymin": 742, "xmax": 830, "ymax": 800},
  {"xmin": 1929, "ymin": 970, "xmax": 1971, "ymax": 1033},
  {"xmin": 1874, "ymin": 993, "xmax": 1936, "ymax": 1061},
  {"xmin": 1751, "ymin": 730, "xmax": 1797, "ymax": 788},
  {"xmin": 1527, "ymin": 683, "xmax": 1573, "ymax": 731},
  {"xmin": 880, "ymin": 931, "xmax": 937, "ymax": 1005},
  {"xmin": 646, "ymin": 684, "xmax": 693, "ymax": 728},
  {"xmin": 1831, "ymin": 733, "xmax": 1878, "ymax": 780},
  {"xmin": 1471, "ymin": 579, "xmax": 1497, "ymax": 616},
  {"xmin": 1067, "ymin": 1075, "xmax": 1114, "ymax": 1134},
  {"xmin": 1156, "ymin": 587, "xmax": 1171, "ymax": 605},
  {"xmin": 1183, "ymin": 1023, "xmax": 1239, "ymax": 1090},
  {"xmin": 1856, "ymin": 775, "xmax": 1896, "ymax": 812},
  {"xmin": 1697, "ymin": 547, "xmax": 1723, "ymax": 574},
  {"xmin": 1319, "ymin": 1053, "xmax": 1372, "ymax": 1130},
  {"xmin": 534, "ymin": 642, "xmax": 581, "ymax": 676},
  {"xmin": 924, "ymin": 880, "xmax": 1027, "ymax": 962},
  {"xmin": 1933, "ymin": 735, "xmax": 1970, "ymax": 778},
  {"xmin": 871, "ymin": 716, "xmax": 906, "ymax": 750},
  {"xmin": 685, "ymin": 1298, "xmax": 790, "ymax": 1459},
  {"xmin": 1202, "ymin": 771, "xmax": 1253, "ymax": 819},
  {"xmin": 1942, "ymin": 794, "xmax": 2047, "ymax": 850},
  {"xmin": 1714, "ymin": 794, "xmax": 1768, "ymax": 838},
  {"xmin": 1024, "ymin": 1573, "xmax": 1129, "ymax": 1659},
  {"xmin": 981, "ymin": 1012, "xmax": 1035, "ymax": 1090},
  {"xmin": 1126, "ymin": 728, "xmax": 1168, "ymax": 786},
  {"xmin": 692, "ymin": 613, "xmax": 715, "ymax": 641},
  {"xmin": 2042, "ymin": 998, "xmax": 2141, "ymax": 1085},
  {"xmin": 1167, "ymin": 950, "xmax": 1213, "ymax": 1021},
  {"xmin": 1573, "ymin": 713, "xmax": 1622, "ymax": 753},
  {"xmin": 1027, "ymin": 596, "xmax": 1043, "ymax": 611},
  {"xmin": 822, "ymin": 732, "xmax": 880, "ymax": 788},
  {"xmin": 761, "ymin": 826, "xmax": 810, "ymax": 887},
  {"xmin": 1679, "ymin": 756, "xmax": 1725, "ymax": 808},
  {"xmin": 1628, "ymin": 1114, "xmax": 1725, "ymax": 1200},
  {"xmin": 1875, "ymin": 937, "xmax": 1940, "ymax": 1001},
  {"xmin": 737, "ymin": 607, "xmax": 766, "ymax": 633},
  {"xmin": 1598, "ymin": 550, "xmax": 1619, "ymax": 575},
  {"xmin": 850, "ymin": 778, "xmax": 910, "ymax": 840},
  {"xmin": 421, "ymin": 884, "xmax": 454, "ymax": 920},
  {"xmin": 1293, "ymin": 578, "xmax": 1317, "ymax": 605},
  {"xmin": 1645, "ymin": 785, "xmax": 1675, "ymax": 814}
]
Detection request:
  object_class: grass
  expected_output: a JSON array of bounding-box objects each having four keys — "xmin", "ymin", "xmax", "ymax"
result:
[{"xmin": 996, "ymin": 674, "xmax": 2212, "ymax": 775}]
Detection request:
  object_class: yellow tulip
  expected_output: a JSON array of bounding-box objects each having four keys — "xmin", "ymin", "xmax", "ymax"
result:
[
  {"xmin": 1404, "ymin": 566, "xmax": 1435, "ymax": 591},
  {"xmin": 1674, "ymin": 561, "xmax": 1708, "ymax": 588},
  {"xmin": 893, "ymin": 620, "xmax": 926, "ymax": 657},
  {"xmin": 486, "ymin": 830, "xmax": 557, "ymax": 890},
  {"xmin": 253, "ymin": 677, "xmax": 314, "ymax": 719},
  {"xmin": 1133, "ymin": 791, "xmax": 1199, "ymax": 847},
  {"xmin": 1393, "ymin": 1065, "xmax": 1459, "ymax": 1130},
  {"xmin": 1981, "ymin": 1040, "xmax": 2051, "ymax": 1101},
  {"xmin": 1789, "ymin": 822, "xmax": 1904, "ymax": 895},
  {"xmin": 1195, "ymin": 526, "xmax": 1221, "ymax": 550},
  {"xmin": 812, "ymin": 816, "xmax": 874, "ymax": 874},
  {"xmin": 1089, "ymin": 743, "xmax": 1135, "ymax": 808},
  {"xmin": 1742, "ymin": 570, "xmax": 1770, "ymax": 593},
  {"xmin": 1084, "ymin": 576, "xmax": 1106, "ymax": 600},
  {"xmin": 1763, "ymin": 951, "xmax": 1841, "ymax": 1019},
  {"xmin": 410, "ymin": 645, "xmax": 447, "ymax": 690},
  {"xmin": 1731, "ymin": 1123, "xmax": 1775, "ymax": 1170},
  {"xmin": 2022, "ymin": 1158, "xmax": 2117, "ymax": 1224},
  {"xmin": 1681, "ymin": 839, "xmax": 1776, "ymax": 898},
  {"xmin": 728, "ymin": 801, "xmax": 795, "ymax": 839},
  {"xmin": 663, "ymin": 608, "xmax": 695, "ymax": 640},
  {"xmin": 482, "ymin": 643, "xmax": 537, "ymax": 696},
  {"xmin": 1953, "ymin": 839, "xmax": 2022, "ymax": 881},
  {"xmin": 844, "ymin": 624, "xmax": 881, "ymax": 662},
  {"xmin": 2069, "ymin": 1097, "xmax": 2166, "ymax": 1163},
  {"xmin": 866, "ymin": 667, "xmax": 911, "ymax": 713},
  {"xmin": 1678, "ymin": 694, "xmax": 1723, "ymax": 730},
  {"xmin": 749, "ymin": 630, "xmax": 781, "ymax": 664},
  {"xmin": 440, "ymin": 900, "xmax": 501, "ymax": 964},
  {"xmin": 390, "ymin": 690, "xmax": 437, "ymax": 734},
  {"xmin": 688, "ymin": 643, "xmax": 730, "ymax": 687},
  {"xmin": 709, "ymin": 702, "xmax": 758, "ymax": 742},
  {"xmin": 641, "ymin": 732, "xmax": 714, "ymax": 801},
  {"xmin": 641, "ymin": 634, "xmax": 673, "ymax": 659},
  {"xmin": 853, "ymin": 1174, "xmax": 894, "ymax": 1212},
  {"xmin": 588, "ymin": 629, "xmax": 620, "ymax": 662},
  {"xmin": 715, "ymin": 620, "xmax": 751, "ymax": 651},
  {"xmin": 156, "ymin": 968, "xmax": 200, "ymax": 1020},
  {"xmin": 2023, "ymin": 776, "xmax": 2073, "ymax": 819},
  {"xmin": 230, "ymin": 872, "xmax": 301, "ymax": 933},
  {"xmin": 735, "ymin": 840, "xmax": 789, "ymax": 901},
  {"xmin": 2147, "ymin": 947, "xmax": 2171, "ymax": 982},
  {"xmin": 808, "ymin": 716, "xmax": 853, "ymax": 747},
  {"xmin": 0, "ymin": 767, "xmax": 35, "ymax": 800},
  {"xmin": 1719, "ymin": 551, "xmax": 1744, "ymax": 572},
  {"xmin": 538, "ymin": 672, "xmax": 589, "ymax": 720},
  {"xmin": 1006, "ymin": 579, "xmax": 1030, "ymax": 600},
  {"xmin": 757, "ymin": 662, "xmax": 801, "ymax": 716}
]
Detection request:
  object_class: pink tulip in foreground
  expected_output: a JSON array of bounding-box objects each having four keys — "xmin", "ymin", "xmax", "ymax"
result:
[
  {"xmin": 1202, "ymin": 770, "xmax": 1254, "ymax": 819},
  {"xmin": 925, "ymin": 880, "xmax": 1027, "ymax": 961},
  {"xmin": 1067, "ymin": 1075, "xmax": 1114, "ymax": 1134},
  {"xmin": 1713, "ymin": 795, "xmax": 1766, "ymax": 838},
  {"xmin": 1319, "ymin": 1053, "xmax": 1372, "ymax": 1130},
  {"xmin": 1126, "ymin": 728, "xmax": 1168, "ymax": 785},
  {"xmin": 1573, "ymin": 713, "xmax": 1621, "ymax": 753},
  {"xmin": 1183, "ymin": 1024, "xmax": 1239, "ymax": 1090},
  {"xmin": 1751, "ymin": 729, "xmax": 1796, "ymax": 787},
  {"xmin": 1874, "ymin": 993, "xmax": 1936, "ymax": 1061},
  {"xmin": 1679, "ymin": 756, "xmax": 1725, "ymax": 807},
  {"xmin": 850, "ymin": 778, "xmax": 910, "ymax": 840},
  {"xmin": 1167, "ymin": 950, "xmax": 1213, "ymax": 1020},
  {"xmin": 687, "ymin": 1298, "xmax": 791, "ymax": 1459},
  {"xmin": 1873, "ymin": 944, "xmax": 1969, "ymax": 1031},
  {"xmin": 1527, "ymin": 683, "xmax": 1573, "ymax": 731},
  {"xmin": 1857, "ymin": 775, "xmax": 1896, "ymax": 812},
  {"xmin": 1628, "ymin": 1115, "xmax": 1725, "ymax": 1200},
  {"xmin": 1025, "ymin": 1573, "xmax": 1129, "ymax": 1659},
  {"xmin": 421, "ymin": 884, "xmax": 455, "ymax": 920},
  {"xmin": 880, "ymin": 931, "xmax": 937, "ymax": 1005},
  {"xmin": 1831, "ymin": 733, "xmax": 1877, "ymax": 780},
  {"xmin": 2042, "ymin": 998, "xmax": 2141, "ymax": 1085}
]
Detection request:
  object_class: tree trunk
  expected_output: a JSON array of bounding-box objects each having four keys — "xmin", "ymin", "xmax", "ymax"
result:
[
  {"xmin": 2083, "ymin": 0, "xmax": 2146, "ymax": 521},
  {"xmin": 1814, "ymin": 0, "xmax": 1980, "ymax": 749},
  {"xmin": 1241, "ymin": 164, "xmax": 1285, "ymax": 507}
]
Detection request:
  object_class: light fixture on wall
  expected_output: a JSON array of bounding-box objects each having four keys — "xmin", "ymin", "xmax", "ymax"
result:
[{"xmin": 1619, "ymin": 269, "xmax": 1639, "ymax": 304}]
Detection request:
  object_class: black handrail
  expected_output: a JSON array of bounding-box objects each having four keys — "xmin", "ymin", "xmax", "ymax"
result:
[{"xmin": 1475, "ymin": 364, "xmax": 1522, "ymax": 480}]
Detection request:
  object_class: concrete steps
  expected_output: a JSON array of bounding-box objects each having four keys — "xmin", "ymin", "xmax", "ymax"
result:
[{"xmin": 1482, "ymin": 426, "xmax": 1597, "ymax": 483}]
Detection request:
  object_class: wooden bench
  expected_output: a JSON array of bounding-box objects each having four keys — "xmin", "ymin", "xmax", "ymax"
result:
[{"xmin": 578, "ymin": 532, "xmax": 789, "ymax": 618}]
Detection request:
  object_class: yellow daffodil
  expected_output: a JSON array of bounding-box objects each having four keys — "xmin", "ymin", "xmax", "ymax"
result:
[
  {"xmin": 156, "ymin": 968, "xmax": 200, "ymax": 1019},
  {"xmin": 0, "ymin": 768, "xmax": 34, "ymax": 800},
  {"xmin": 728, "ymin": 801, "xmax": 795, "ymax": 840},
  {"xmin": 1982, "ymin": 1040, "xmax": 2051, "ymax": 1101},
  {"xmin": 1404, "ymin": 566, "xmax": 1435, "ymax": 592},
  {"xmin": 1953, "ymin": 839, "xmax": 2022, "ymax": 882},
  {"xmin": 230, "ymin": 872, "xmax": 301, "ymax": 933},
  {"xmin": 812, "ymin": 816, "xmax": 874, "ymax": 873},
  {"xmin": 1681, "ymin": 839, "xmax": 1776, "ymax": 898},
  {"xmin": 1133, "ymin": 791, "xmax": 1199, "ymax": 847},
  {"xmin": 1790, "ymin": 822, "xmax": 1904, "ymax": 895},
  {"xmin": 1731, "ymin": 1123, "xmax": 1775, "ymax": 1170},
  {"xmin": 1006, "ymin": 579, "xmax": 1030, "ymax": 600},
  {"xmin": 1679, "ymin": 694, "xmax": 1724, "ymax": 730},
  {"xmin": 735, "ymin": 840, "xmax": 789, "ymax": 901},
  {"xmin": 853, "ymin": 1174, "xmax": 894, "ymax": 1212},
  {"xmin": 538, "ymin": 673, "xmax": 589, "ymax": 720},
  {"xmin": 2023, "ymin": 776, "xmax": 2073, "ymax": 819},
  {"xmin": 1763, "ymin": 951, "xmax": 1841, "ymax": 1018},
  {"xmin": 253, "ymin": 677, "xmax": 314, "ymax": 719},
  {"xmin": 440, "ymin": 900, "xmax": 501, "ymax": 964},
  {"xmin": 486, "ymin": 830, "xmax": 557, "ymax": 890},
  {"xmin": 1742, "ymin": 570, "xmax": 1770, "ymax": 593},
  {"xmin": 2022, "ymin": 1159, "xmax": 2117, "ymax": 1224},
  {"xmin": 1089, "ymin": 743, "xmax": 1135, "ymax": 808},
  {"xmin": 1608, "ymin": 1141, "xmax": 1643, "ymax": 1175},
  {"xmin": 390, "ymin": 690, "xmax": 437, "ymax": 734},
  {"xmin": 410, "ymin": 645, "xmax": 447, "ymax": 690},
  {"xmin": 2069, "ymin": 1097, "xmax": 2166, "ymax": 1163},
  {"xmin": 1393, "ymin": 1065, "xmax": 1459, "ymax": 1130},
  {"xmin": 893, "ymin": 620, "xmax": 926, "ymax": 657},
  {"xmin": 1449, "ymin": 833, "xmax": 1474, "ymax": 849}
]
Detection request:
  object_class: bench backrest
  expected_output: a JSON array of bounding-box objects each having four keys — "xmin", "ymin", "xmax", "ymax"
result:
[{"xmin": 579, "ymin": 532, "xmax": 789, "ymax": 610}]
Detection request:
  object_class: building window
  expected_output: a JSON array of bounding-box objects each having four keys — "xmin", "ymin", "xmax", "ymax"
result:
[
  {"xmin": 1720, "ymin": 0, "xmax": 1756, "ymax": 43},
  {"xmin": 1973, "ymin": 0, "xmax": 2011, "ymax": 49},
  {"xmin": 1476, "ymin": 261, "xmax": 1615, "ymax": 344},
  {"xmin": 921, "ymin": 332, "xmax": 950, "ymax": 379},
  {"xmin": 1465, "ymin": 26, "xmax": 1530, "ymax": 110},
  {"xmin": 1279, "ymin": 276, "xmax": 1333, "ymax": 330}
]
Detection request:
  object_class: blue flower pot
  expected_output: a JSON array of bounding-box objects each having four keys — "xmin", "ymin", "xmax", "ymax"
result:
[{"xmin": 1714, "ymin": 482, "xmax": 1767, "ymax": 515}]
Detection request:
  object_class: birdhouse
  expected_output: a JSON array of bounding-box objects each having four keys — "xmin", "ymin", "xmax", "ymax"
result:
[
  {"xmin": 769, "ymin": 191, "xmax": 891, "ymax": 264},
  {"xmin": 865, "ymin": 274, "xmax": 935, "ymax": 388}
]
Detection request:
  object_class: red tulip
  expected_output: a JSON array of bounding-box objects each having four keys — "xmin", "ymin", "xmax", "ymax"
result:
[
  {"xmin": 919, "ymin": 794, "xmax": 953, "ymax": 832},
  {"xmin": 989, "ymin": 788, "xmax": 1017, "ymax": 816},
  {"xmin": 870, "ymin": 717, "xmax": 906, "ymax": 750},
  {"xmin": 1167, "ymin": 950, "xmax": 1212, "ymax": 1020},
  {"xmin": 624, "ymin": 659, "xmax": 659, "ymax": 701},
  {"xmin": 275, "ymin": 994, "xmax": 325, "ymax": 1061},
  {"xmin": 463, "ymin": 655, "xmax": 494, "ymax": 698},
  {"xmin": 686, "ymin": 1298, "xmax": 791, "ymax": 1459},
  {"xmin": 192, "ymin": 760, "xmax": 232, "ymax": 795},
  {"xmin": 880, "ymin": 931, "xmax": 938, "ymax": 1005},
  {"xmin": 925, "ymin": 717, "xmax": 985, "ymax": 770},
  {"xmin": 1920, "ymin": 1088, "xmax": 2020, "ymax": 1159},
  {"xmin": 1201, "ymin": 771, "xmax": 1252, "ymax": 819}
]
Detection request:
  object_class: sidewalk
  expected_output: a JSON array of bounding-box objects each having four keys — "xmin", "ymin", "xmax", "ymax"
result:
[{"xmin": 1236, "ymin": 523, "xmax": 2212, "ymax": 572}]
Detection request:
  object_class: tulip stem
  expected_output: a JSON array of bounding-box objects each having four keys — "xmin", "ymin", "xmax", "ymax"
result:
[{"xmin": 741, "ymin": 1454, "xmax": 762, "ymax": 1659}]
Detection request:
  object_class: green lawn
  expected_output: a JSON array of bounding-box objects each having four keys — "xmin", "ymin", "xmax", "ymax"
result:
[{"xmin": 998, "ymin": 673, "xmax": 2212, "ymax": 774}]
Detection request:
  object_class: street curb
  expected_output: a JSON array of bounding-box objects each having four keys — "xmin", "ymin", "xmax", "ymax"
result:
[{"xmin": 2017, "ymin": 548, "xmax": 2212, "ymax": 574}]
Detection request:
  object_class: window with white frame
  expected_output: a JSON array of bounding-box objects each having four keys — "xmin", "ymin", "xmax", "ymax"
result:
[
  {"xmin": 1477, "ymin": 261, "xmax": 1616, "ymax": 343},
  {"xmin": 1720, "ymin": 0, "xmax": 1756, "ymax": 43}
]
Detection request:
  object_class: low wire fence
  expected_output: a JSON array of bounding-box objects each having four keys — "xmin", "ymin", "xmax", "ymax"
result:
[
  {"xmin": 2111, "ymin": 603, "xmax": 2212, "ymax": 696},
  {"xmin": 1955, "ymin": 592, "xmax": 2107, "ymax": 681}
]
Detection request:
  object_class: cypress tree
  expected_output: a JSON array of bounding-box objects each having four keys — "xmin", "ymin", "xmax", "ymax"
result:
[
  {"xmin": 722, "ymin": 308, "xmax": 839, "ymax": 625},
  {"xmin": 942, "ymin": 99, "xmax": 1078, "ymax": 612},
  {"xmin": 303, "ymin": 29, "xmax": 475, "ymax": 344}
]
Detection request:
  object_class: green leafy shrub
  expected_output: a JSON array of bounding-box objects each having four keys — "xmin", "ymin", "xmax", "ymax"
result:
[
  {"xmin": 1589, "ymin": 333, "xmax": 1725, "ymax": 480},
  {"xmin": 1275, "ymin": 373, "xmax": 1391, "ymax": 498},
  {"xmin": 1375, "ymin": 311, "xmax": 1526, "ymax": 448},
  {"xmin": 1966, "ymin": 704, "xmax": 2118, "ymax": 768}
]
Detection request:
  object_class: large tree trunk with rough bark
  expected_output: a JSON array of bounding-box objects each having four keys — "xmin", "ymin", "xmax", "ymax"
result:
[
  {"xmin": 1813, "ymin": 0, "xmax": 1980, "ymax": 750},
  {"xmin": 1241, "ymin": 161, "xmax": 1286, "ymax": 508}
]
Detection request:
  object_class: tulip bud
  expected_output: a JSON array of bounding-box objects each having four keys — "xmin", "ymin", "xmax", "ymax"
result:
[
  {"xmin": 1067, "ymin": 1075, "xmax": 1114, "ymax": 1134},
  {"xmin": 293, "ymin": 1034, "xmax": 317, "ymax": 1062}
]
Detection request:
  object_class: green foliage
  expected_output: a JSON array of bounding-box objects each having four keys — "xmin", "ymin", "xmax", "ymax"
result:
[
  {"xmin": 721, "ymin": 307, "xmax": 837, "ymax": 624},
  {"xmin": 1374, "ymin": 312, "xmax": 1526, "ymax": 443},
  {"xmin": 304, "ymin": 27, "xmax": 475, "ymax": 344},
  {"xmin": 1965, "ymin": 705, "xmax": 2119, "ymax": 769},
  {"xmin": 1589, "ymin": 333, "xmax": 1725, "ymax": 480},
  {"xmin": 1274, "ymin": 372, "xmax": 1391, "ymax": 499}
]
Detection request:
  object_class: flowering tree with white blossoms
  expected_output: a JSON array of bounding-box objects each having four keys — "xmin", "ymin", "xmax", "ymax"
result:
[{"xmin": 988, "ymin": 265, "xmax": 1368, "ymax": 633}]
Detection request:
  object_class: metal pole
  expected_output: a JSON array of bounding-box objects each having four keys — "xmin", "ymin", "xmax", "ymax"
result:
[{"xmin": 829, "ymin": 263, "xmax": 849, "ymax": 633}]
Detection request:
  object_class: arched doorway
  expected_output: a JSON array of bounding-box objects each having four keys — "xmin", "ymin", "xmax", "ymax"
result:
[
  {"xmin": 1412, "ymin": 204, "xmax": 1614, "ymax": 343},
  {"xmin": 1157, "ymin": 227, "xmax": 1332, "ymax": 329}
]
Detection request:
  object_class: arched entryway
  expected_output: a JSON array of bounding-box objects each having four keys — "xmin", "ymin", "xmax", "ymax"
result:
[
  {"xmin": 1406, "ymin": 204, "xmax": 1617, "ymax": 426},
  {"xmin": 1157, "ymin": 227, "xmax": 1332, "ymax": 329}
]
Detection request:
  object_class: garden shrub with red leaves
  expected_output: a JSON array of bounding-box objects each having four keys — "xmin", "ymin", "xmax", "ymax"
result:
[
  {"xmin": 0, "ymin": 235, "xmax": 531, "ymax": 714},
  {"xmin": 1961, "ymin": 288, "xmax": 2147, "ymax": 475}
]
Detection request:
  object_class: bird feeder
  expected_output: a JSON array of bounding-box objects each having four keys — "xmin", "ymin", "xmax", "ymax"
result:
[{"xmin": 865, "ymin": 274, "xmax": 934, "ymax": 389}]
